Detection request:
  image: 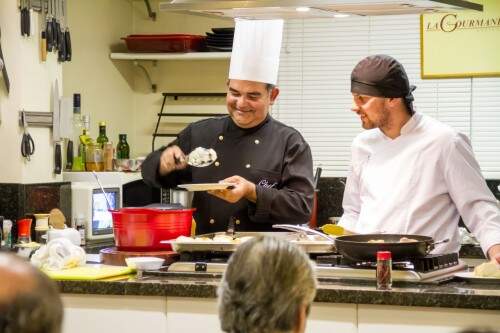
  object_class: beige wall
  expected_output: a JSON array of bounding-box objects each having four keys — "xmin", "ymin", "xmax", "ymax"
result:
[
  {"xmin": 62, "ymin": 0, "xmax": 134, "ymax": 153},
  {"xmin": 131, "ymin": 0, "xmax": 232, "ymax": 156},
  {"xmin": 0, "ymin": 0, "xmax": 62, "ymax": 183},
  {"xmin": 63, "ymin": 0, "xmax": 232, "ymax": 158}
]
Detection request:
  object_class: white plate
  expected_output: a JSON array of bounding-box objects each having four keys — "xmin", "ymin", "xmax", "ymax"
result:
[
  {"xmin": 454, "ymin": 271, "xmax": 500, "ymax": 284},
  {"xmin": 178, "ymin": 183, "xmax": 234, "ymax": 191},
  {"xmin": 125, "ymin": 257, "xmax": 165, "ymax": 271}
]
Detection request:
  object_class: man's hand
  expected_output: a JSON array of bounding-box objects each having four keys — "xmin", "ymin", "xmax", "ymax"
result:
[
  {"xmin": 487, "ymin": 244, "xmax": 500, "ymax": 264},
  {"xmin": 159, "ymin": 145, "xmax": 188, "ymax": 176},
  {"xmin": 208, "ymin": 176, "xmax": 257, "ymax": 203}
]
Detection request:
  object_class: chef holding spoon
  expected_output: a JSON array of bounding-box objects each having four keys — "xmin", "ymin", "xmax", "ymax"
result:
[{"xmin": 142, "ymin": 19, "xmax": 314, "ymax": 235}]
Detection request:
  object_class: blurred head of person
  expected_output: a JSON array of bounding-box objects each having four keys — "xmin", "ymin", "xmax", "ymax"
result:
[
  {"xmin": 0, "ymin": 253, "xmax": 63, "ymax": 333},
  {"xmin": 218, "ymin": 235, "xmax": 317, "ymax": 333}
]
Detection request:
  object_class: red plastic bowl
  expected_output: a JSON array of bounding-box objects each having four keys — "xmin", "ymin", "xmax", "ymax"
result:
[
  {"xmin": 121, "ymin": 34, "xmax": 207, "ymax": 53},
  {"xmin": 110, "ymin": 208, "xmax": 195, "ymax": 251}
]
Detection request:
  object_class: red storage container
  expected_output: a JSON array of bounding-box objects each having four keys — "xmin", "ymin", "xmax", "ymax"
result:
[
  {"xmin": 111, "ymin": 208, "xmax": 195, "ymax": 251},
  {"xmin": 121, "ymin": 34, "xmax": 207, "ymax": 53}
]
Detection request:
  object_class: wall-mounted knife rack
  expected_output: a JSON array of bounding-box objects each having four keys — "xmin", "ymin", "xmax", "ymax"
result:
[{"xmin": 19, "ymin": 111, "xmax": 53, "ymax": 128}]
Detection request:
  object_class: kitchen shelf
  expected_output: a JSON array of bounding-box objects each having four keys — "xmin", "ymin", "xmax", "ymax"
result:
[
  {"xmin": 109, "ymin": 52, "xmax": 231, "ymax": 92},
  {"xmin": 109, "ymin": 52, "xmax": 231, "ymax": 61},
  {"xmin": 152, "ymin": 92, "xmax": 226, "ymax": 151}
]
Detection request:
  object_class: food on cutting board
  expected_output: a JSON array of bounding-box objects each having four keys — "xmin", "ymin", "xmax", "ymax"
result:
[{"xmin": 474, "ymin": 262, "xmax": 500, "ymax": 278}]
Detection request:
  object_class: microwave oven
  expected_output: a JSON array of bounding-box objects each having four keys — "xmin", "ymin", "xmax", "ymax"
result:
[{"xmin": 71, "ymin": 182, "xmax": 122, "ymax": 243}]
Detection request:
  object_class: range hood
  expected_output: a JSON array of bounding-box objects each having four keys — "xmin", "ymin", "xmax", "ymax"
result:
[{"xmin": 159, "ymin": 0, "xmax": 482, "ymax": 19}]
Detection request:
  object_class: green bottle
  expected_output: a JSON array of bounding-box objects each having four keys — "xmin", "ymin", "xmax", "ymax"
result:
[
  {"xmin": 116, "ymin": 134, "xmax": 130, "ymax": 159},
  {"xmin": 96, "ymin": 121, "xmax": 109, "ymax": 148}
]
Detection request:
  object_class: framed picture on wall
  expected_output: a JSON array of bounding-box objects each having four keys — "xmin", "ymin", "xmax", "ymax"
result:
[{"xmin": 420, "ymin": 0, "xmax": 500, "ymax": 79}]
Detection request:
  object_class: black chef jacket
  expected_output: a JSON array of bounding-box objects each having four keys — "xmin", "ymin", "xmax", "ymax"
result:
[{"xmin": 141, "ymin": 115, "xmax": 314, "ymax": 235}]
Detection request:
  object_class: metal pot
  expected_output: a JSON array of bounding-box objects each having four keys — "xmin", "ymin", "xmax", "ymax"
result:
[
  {"xmin": 334, "ymin": 234, "xmax": 449, "ymax": 262},
  {"xmin": 170, "ymin": 188, "xmax": 194, "ymax": 208}
]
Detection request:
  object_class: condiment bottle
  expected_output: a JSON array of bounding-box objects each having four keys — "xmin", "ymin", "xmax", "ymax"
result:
[
  {"xmin": 103, "ymin": 142, "xmax": 114, "ymax": 171},
  {"xmin": 96, "ymin": 121, "xmax": 109, "ymax": 148},
  {"xmin": 116, "ymin": 134, "xmax": 130, "ymax": 159},
  {"xmin": 376, "ymin": 251, "xmax": 392, "ymax": 290}
]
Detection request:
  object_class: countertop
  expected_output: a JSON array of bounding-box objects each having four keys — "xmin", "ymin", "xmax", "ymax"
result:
[{"xmin": 57, "ymin": 273, "xmax": 500, "ymax": 311}]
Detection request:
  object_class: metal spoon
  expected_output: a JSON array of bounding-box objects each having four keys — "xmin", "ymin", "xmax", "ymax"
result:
[
  {"xmin": 175, "ymin": 147, "xmax": 217, "ymax": 168},
  {"xmin": 91, "ymin": 171, "xmax": 112, "ymax": 210}
]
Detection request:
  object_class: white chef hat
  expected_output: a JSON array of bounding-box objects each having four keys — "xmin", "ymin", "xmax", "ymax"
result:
[{"xmin": 229, "ymin": 19, "xmax": 284, "ymax": 85}]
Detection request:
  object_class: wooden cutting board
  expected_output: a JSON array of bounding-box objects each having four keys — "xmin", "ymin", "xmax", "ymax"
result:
[{"xmin": 44, "ymin": 264, "xmax": 133, "ymax": 280}]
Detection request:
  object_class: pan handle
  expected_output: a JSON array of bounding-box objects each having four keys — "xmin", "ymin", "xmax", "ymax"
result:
[
  {"xmin": 272, "ymin": 224, "xmax": 336, "ymax": 242},
  {"xmin": 432, "ymin": 238, "xmax": 450, "ymax": 246},
  {"xmin": 426, "ymin": 238, "xmax": 449, "ymax": 252}
]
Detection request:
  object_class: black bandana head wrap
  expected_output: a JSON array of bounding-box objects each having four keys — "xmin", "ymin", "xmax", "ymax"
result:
[{"xmin": 351, "ymin": 54, "xmax": 416, "ymax": 113}]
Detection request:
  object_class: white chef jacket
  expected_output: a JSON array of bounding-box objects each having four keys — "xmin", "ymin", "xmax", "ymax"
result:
[{"xmin": 339, "ymin": 112, "xmax": 500, "ymax": 255}]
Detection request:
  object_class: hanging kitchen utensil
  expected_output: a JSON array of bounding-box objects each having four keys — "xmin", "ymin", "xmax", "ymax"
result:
[
  {"xmin": 63, "ymin": 0, "xmax": 71, "ymax": 61},
  {"xmin": 52, "ymin": 80, "xmax": 62, "ymax": 174},
  {"xmin": 46, "ymin": 0, "xmax": 53, "ymax": 51},
  {"xmin": 57, "ymin": 0, "xmax": 66, "ymax": 62},
  {"xmin": 0, "ymin": 28, "xmax": 10, "ymax": 93},
  {"xmin": 20, "ymin": 112, "xmax": 35, "ymax": 161},
  {"xmin": 334, "ymin": 234, "xmax": 450, "ymax": 262},
  {"xmin": 21, "ymin": 0, "xmax": 31, "ymax": 37},
  {"xmin": 40, "ymin": 0, "xmax": 47, "ymax": 61}
]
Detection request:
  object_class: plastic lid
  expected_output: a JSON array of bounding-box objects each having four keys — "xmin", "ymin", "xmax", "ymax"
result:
[
  {"xmin": 73, "ymin": 93, "xmax": 81, "ymax": 109},
  {"xmin": 99, "ymin": 121, "xmax": 106, "ymax": 126},
  {"xmin": 377, "ymin": 251, "xmax": 392, "ymax": 260}
]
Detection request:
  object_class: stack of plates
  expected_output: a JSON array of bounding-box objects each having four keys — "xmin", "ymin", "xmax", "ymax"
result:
[{"xmin": 205, "ymin": 27, "xmax": 234, "ymax": 52}]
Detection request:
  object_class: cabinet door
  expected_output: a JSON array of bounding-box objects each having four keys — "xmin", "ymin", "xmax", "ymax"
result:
[
  {"xmin": 62, "ymin": 294, "xmax": 168, "ymax": 333},
  {"xmin": 166, "ymin": 297, "xmax": 222, "ymax": 333},
  {"xmin": 358, "ymin": 304, "xmax": 500, "ymax": 333},
  {"xmin": 307, "ymin": 302, "xmax": 357, "ymax": 333}
]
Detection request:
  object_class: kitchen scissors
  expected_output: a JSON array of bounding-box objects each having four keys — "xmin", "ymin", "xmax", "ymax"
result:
[{"xmin": 21, "ymin": 112, "xmax": 35, "ymax": 161}]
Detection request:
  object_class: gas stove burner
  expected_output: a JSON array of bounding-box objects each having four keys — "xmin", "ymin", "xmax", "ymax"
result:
[{"xmin": 315, "ymin": 253, "xmax": 459, "ymax": 273}]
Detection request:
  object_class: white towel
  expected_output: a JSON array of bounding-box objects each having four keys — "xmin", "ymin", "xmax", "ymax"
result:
[{"xmin": 31, "ymin": 238, "xmax": 86, "ymax": 271}]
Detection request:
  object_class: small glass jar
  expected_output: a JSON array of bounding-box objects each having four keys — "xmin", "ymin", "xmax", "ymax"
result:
[
  {"xmin": 376, "ymin": 251, "xmax": 392, "ymax": 290},
  {"xmin": 85, "ymin": 143, "xmax": 104, "ymax": 171}
]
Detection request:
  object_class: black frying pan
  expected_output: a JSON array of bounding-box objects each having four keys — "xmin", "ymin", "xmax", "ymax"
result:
[{"xmin": 334, "ymin": 234, "xmax": 449, "ymax": 262}]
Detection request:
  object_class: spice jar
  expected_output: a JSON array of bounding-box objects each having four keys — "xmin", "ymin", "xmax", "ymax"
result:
[
  {"xmin": 376, "ymin": 251, "xmax": 392, "ymax": 290},
  {"xmin": 85, "ymin": 143, "xmax": 104, "ymax": 171}
]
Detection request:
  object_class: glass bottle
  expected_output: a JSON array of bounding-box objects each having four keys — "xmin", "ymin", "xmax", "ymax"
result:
[
  {"xmin": 96, "ymin": 121, "xmax": 109, "ymax": 148},
  {"xmin": 116, "ymin": 134, "xmax": 130, "ymax": 159},
  {"xmin": 104, "ymin": 142, "xmax": 114, "ymax": 171}
]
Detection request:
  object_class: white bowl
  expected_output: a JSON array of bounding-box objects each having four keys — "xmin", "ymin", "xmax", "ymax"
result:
[{"xmin": 125, "ymin": 257, "xmax": 165, "ymax": 271}]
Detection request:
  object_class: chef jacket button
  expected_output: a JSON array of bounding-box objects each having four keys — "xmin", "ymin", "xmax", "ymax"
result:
[
  {"xmin": 254, "ymin": 139, "xmax": 260, "ymax": 144},
  {"xmin": 215, "ymin": 161, "xmax": 220, "ymax": 167},
  {"xmin": 245, "ymin": 164, "xmax": 251, "ymax": 169},
  {"xmin": 209, "ymin": 219, "xmax": 215, "ymax": 224},
  {"xmin": 235, "ymin": 219, "xmax": 241, "ymax": 225},
  {"xmin": 218, "ymin": 135, "xmax": 224, "ymax": 141}
]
